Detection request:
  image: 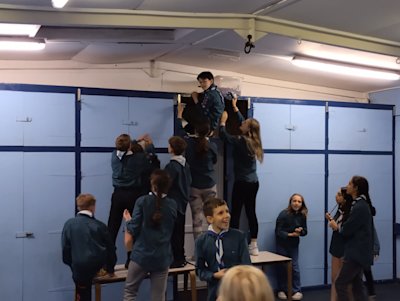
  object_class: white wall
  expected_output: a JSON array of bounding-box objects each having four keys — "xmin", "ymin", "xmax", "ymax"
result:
[{"xmin": 0, "ymin": 60, "xmax": 367, "ymax": 102}]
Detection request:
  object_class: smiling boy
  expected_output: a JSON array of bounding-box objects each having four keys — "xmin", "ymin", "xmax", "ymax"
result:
[{"xmin": 195, "ymin": 197, "xmax": 251, "ymax": 301}]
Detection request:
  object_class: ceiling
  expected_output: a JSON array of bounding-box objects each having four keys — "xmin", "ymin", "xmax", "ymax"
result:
[{"xmin": 0, "ymin": 0, "xmax": 400, "ymax": 93}]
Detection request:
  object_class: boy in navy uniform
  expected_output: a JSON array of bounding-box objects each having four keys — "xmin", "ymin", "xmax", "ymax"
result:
[
  {"xmin": 62, "ymin": 194, "xmax": 116, "ymax": 301},
  {"xmin": 195, "ymin": 197, "xmax": 251, "ymax": 301}
]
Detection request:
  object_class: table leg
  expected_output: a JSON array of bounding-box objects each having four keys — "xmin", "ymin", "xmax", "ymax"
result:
[
  {"xmin": 190, "ymin": 270, "xmax": 197, "ymax": 301},
  {"xmin": 287, "ymin": 262, "xmax": 292, "ymax": 301},
  {"xmin": 95, "ymin": 283, "xmax": 101, "ymax": 301}
]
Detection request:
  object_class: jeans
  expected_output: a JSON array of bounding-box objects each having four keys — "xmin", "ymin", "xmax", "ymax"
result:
[{"xmin": 276, "ymin": 243, "xmax": 301, "ymax": 293}]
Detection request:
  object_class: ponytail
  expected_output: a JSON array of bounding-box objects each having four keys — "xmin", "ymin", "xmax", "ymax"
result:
[
  {"xmin": 195, "ymin": 119, "xmax": 210, "ymax": 156},
  {"xmin": 244, "ymin": 118, "xmax": 263, "ymax": 163},
  {"xmin": 150, "ymin": 169, "xmax": 171, "ymax": 227}
]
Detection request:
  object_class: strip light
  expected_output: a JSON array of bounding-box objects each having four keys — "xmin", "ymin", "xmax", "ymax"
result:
[
  {"xmin": 52, "ymin": 0, "xmax": 69, "ymax": 9},
  {"xmin": 291, "ymin": 55, "xmax": 400, "ymax": 81},
  {"xmin": 0, "ymin": 40, "xmax": 45, "ymax": 51},
  {"xmin": 0, "ymin": 24, "xmax": 41, "ymax": 37}
]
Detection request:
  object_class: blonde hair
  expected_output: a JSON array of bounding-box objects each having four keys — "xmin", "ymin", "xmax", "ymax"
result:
[
  {"xmin": 244, "ymin": 118, "xmax": 263, "ymax": 163},
  {"xmin": 218, "ymin": 265, "xmax": 274, "ymax": 301}
]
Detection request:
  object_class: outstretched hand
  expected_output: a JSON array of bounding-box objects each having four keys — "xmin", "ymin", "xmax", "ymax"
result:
[{"xmin": 177, "ymin": 102, "xmax": 184, "ymax": 118}]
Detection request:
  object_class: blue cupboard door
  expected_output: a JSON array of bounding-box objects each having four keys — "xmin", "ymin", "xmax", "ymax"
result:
[
  {"xmin": 253, "ymin": 103, "xmax": 291, "ymax": 149},
  {"xmin": 327, "ymin": 154, "xmax": 393, "ymax": 281},
  {"xmin": 0, "ymin": 91, "xmax": 24, "ymax": 145},
  {"xmin": 81, "ymin": 95, "xmax": 130, "ymax": 147},
  {"xmin": 22, "ymin": 153, "xmax": 75, "ymax": 301},
  {"xmin": 128, "ymin": 97, "xmax": 174, "ymax": 148},
  {"xmin": 22, "ymin": 92, "xmax": 75, "ymax": 146},
  {"xmin": 328, "ymin": 107, "xmax": 392, "ymax": 151},
  {"xmin": 256, "ymin": 153, "xmax": 325, "ymax": 286},
  {"xmin": 290, "ymin": 105, "xmax": 325, "ymax": 150},
  {"xmin": 81, "ymin": 152, "xmax": 130, "ymax": 265},
  {"xmin": 0, "ymin": 152, "xmax": 24, "ymax": 301}
]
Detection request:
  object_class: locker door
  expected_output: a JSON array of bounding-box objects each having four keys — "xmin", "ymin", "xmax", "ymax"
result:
[
  {"xmin": 81, "ymin": 95, "xmax": 129, "ymax": 147},
  {"xmin": 0, "ymin": 91, "xmax": 25, "ymax": 145},
  {"xmin": 328, "ymin": 107, "xmax": 392, "ymax": 151},
  {"xmin": 290, "ymin": 105, "xmax": 325, "ymax": 150},
  {"xmin": 23, "ymin": 153, "xmax": 75, "ymax": 301},
  {"xmin": 327, "ymin": 154, "xmax": 393, "ymax": 281},
  {"xmin": 0, "ymin": 152, "xmax": 24, "ymax": 301},
  {"xmin": 253, "ymin": 103, "xmax": 291, "ymax": 149},
  {"xmin": 256, "ymin": 153, "xmax": 325, "ymax": 286},
  {"xmin": 22, "ymin": 92, "xmax": 75, "ymax": 146},
  {"xmin": 128, "ymin": 97, "xmax": 174, "ymax": 148}
]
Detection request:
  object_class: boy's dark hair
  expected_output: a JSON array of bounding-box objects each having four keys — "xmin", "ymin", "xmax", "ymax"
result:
[
  {"xmin": 197, "ymin": 71, "xmax": 214, "ymax": 81},
  {"xmin": 115, "ymin": 134, "xmax": 131, "ymax": 151},
  {"xmin": 150, "ymin": 169, "xmax": 172, "ymax": 227},
  {"xmin": 203, "ymin": 197, "xmax": 227, "ymax": 218},
  {"xmin": 168, "ymin": 136, "xmax": 187, "ymax": 155},
  {"xmin": 76, "ymin": 193, "xmax": 96, "ymax": 210}
]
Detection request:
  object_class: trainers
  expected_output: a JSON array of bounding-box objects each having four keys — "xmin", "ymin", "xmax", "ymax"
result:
[
  {"xmin": 292, "ymin": 292, "xmax": 303, "ymax": 300},
  {"xmin": 248, "ymin": 244, "xmax": 259, "ymax": 256},
  {"xmin": 277, "ymin": 291, "xmax": 287, "ymax": 300}
]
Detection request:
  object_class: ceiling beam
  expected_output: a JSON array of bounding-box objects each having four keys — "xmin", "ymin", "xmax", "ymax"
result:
[{"xmin": 0, "ymin": 5, "xmax": 399, "ymax": 56}]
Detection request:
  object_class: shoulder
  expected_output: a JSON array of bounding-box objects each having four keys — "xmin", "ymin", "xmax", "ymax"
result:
[{"xmin": 227, "ymin": 228, "xmax": 246, "ymax": 239}]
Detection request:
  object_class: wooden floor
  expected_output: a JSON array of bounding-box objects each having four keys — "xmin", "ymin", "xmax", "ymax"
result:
[{"xmin": 178, "ymin": 281, "xmax": 400, "ymax": 301}]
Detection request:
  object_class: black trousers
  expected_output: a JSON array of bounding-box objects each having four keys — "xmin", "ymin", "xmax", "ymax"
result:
[
  {"xmin": 107, "ymin": 187, "xmax": 143, "ymax": 244},
  {"xmin": 336, "ymin": 260, "xmax": 368, "ymax": 301},
  {"xmin": 171, "ymin": 212, "xmax": 186, "ymax": 264},
  {"xmin": 231, "ymin": 180, "xmax": 259, "ymax": 239},
  {"xmin": 74, "ymin": 279, "xmax": 92, "ymax": 301},
  {"xmin": 364, "ymin": 268, "xmax": 375, "ymax": 296}
]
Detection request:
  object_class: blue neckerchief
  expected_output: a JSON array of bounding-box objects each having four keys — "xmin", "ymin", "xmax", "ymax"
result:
[{"xmin": 207, "ymin": 225, "xmax": 228, "ymax": 270}]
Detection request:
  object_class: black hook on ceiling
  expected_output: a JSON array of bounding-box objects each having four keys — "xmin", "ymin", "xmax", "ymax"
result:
[{"xmin": 244, "ymin": 34, "xmax": 255, "ymax": 54}]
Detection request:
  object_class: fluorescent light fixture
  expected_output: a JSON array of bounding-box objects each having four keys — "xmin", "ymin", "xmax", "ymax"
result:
[
  {"xmin": 291, "ymin": 55, "xmax": 400, "ymax": 81},
  {"xmin": 52, "ymin": 0, "xmax": 69, "ymax": 8},
  {"xmin": 0, "ymin": 23, "xmax": 41, "ymax": 37},
  {"xmin": 0, "ymin": 40, "xmax": 45, "ymax": 51}
]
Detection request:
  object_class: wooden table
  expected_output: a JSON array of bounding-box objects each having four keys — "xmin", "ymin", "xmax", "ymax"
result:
[
  {"xmin": 93, "ymin": 263, "xmax": 196, "ymax": 301},
  {"xmin": 251, "ymin": 251, "xmax": 293, "ymax": 301},
  {"xmin": 93, "ymin": 251, "xmax": 292, "ymax": 301}
]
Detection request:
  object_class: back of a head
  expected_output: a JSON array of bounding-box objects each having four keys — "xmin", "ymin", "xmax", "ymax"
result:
[
  {"xmin": 115, "ymin": 134, "xmax": 131, "ymax": 151},
  {"xmin": 218, "ymin": 265, "xmax": 275, "ymax": 301},
  {"xmin": 76, "ymin": 193, "xmax": 96, "ymax": 211},
  {"xmin": 168, "ymin": 136, "xmax": 187, "ymax": 156}
]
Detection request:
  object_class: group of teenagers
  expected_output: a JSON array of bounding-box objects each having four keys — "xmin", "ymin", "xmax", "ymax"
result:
[{"xmin": 61, "ymin": 71, "xmax": 379, "ymax": 301}]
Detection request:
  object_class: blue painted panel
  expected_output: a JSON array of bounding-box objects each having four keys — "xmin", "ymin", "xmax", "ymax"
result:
[
  {"xmin": 0, "ymin": 92, "xmax": 24, "ymax": 145},
  {"xmin": 128, "ymin": 97, "xmax": 174, "ymax": 148},
  {"xmin": 327, "ymin": 154, "xmax": 393, "ymax": 280},
  {"xmin": 290, "ymin": 105, "xmax": 325, "ymax": 150},
  {"xmin": 81, "ymin": 95, "xmax": 129, "ymax": 147},
  {"xmin": 22, "ymin": 153, "xmax": 75, "ymax": 301},
  {"xmin": 0, "ymin": 152, "xmax": 23, "ymax": 300},
  {"xmin": 256, "ymin": 154, "xmax": 325, "ymax": 286},
  {"xmin": 22, "ymin": 92, "xmax": 75, "ymax": 146},
  {"xmin": 396, "ymin": 116, "xmax": 400, "ymax": 224},
  {"xmin": 328, "ymin": 107, "xmax": 392, "ymax": 151},
  {"xmin": 253, "ymin": 103, "xmax": 290, "ymax": 149},
  {"xmin": 80, "ymin": 153, "xmax": 126, "ymax": 263}
]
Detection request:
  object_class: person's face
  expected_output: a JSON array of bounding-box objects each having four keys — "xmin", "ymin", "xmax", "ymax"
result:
[
  {"xmin": 290, "ymin": 195, "xmax": 303, "ymax": 212},
  {"xmin": 335, "ymin": 190, "xmax": 345, "ymax": 205},
  {"xmin": 346, "ymin": 179, "xmax": 357, "ymax": 198},
  {"xmin": 198, "ymin": 78, "xmax": 213, "ymax": 91},
  {"xmin": 207, "ymin": 204, "xmax": 230, "ymax": 233},
  {"xmin": 239, "ymin": 119, "xmax": 251, "ymax": 134}
]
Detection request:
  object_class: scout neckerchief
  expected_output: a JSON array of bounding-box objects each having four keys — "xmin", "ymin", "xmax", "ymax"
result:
[{"xmin": 207, "ymin": 224, "xmax": 228, "ymax": 270}]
